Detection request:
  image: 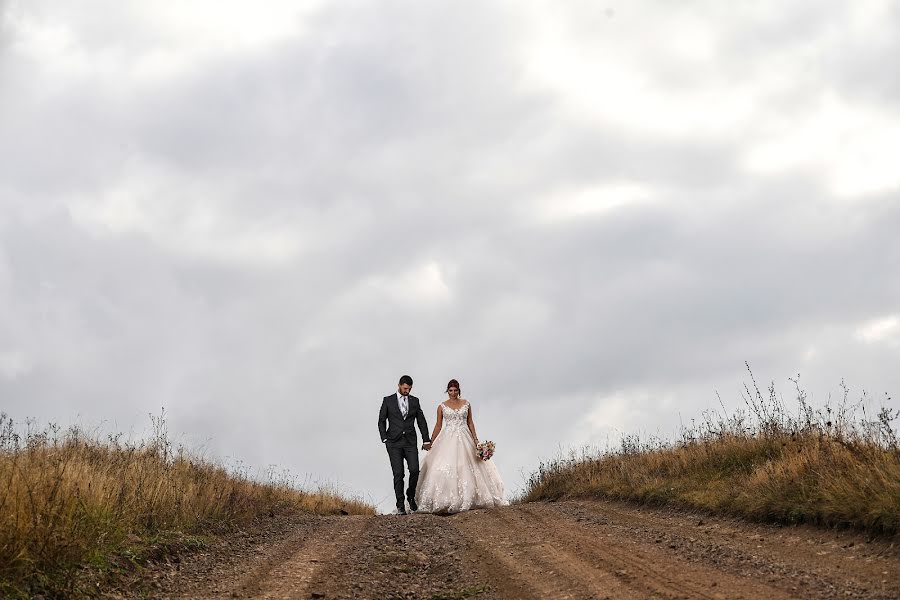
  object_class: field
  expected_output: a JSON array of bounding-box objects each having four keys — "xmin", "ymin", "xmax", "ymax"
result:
[
  {"xmin": 522, "ymin": 368, "xmax": 900, "ymax": 535},
  {"xmin": 0, "ymin": 412, "xmax": 373, "ymax": 598}
]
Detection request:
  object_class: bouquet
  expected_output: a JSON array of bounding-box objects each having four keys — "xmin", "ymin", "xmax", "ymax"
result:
[{"xmin": 475, "ymin": 440, "xmax": 496, "ymax": 461}]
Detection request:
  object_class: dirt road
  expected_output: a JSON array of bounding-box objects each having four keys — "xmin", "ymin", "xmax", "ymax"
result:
[{"xmin": 138, "ymin": 500, "xmax": 899, "ymax": 599}]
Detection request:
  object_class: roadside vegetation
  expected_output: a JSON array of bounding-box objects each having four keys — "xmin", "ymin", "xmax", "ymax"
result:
[
  {"xmin": 522, "ymin": 365, "xmax": 899, "ymax": 535},
  {"xmin": 0, "ymin": 411, "xmax": 373, "ymax": 598}
]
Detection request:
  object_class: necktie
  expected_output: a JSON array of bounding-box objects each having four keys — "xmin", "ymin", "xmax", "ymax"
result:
[{"xmin": 401, "ymin": 395, "xmax": 408, "ymax": 418}]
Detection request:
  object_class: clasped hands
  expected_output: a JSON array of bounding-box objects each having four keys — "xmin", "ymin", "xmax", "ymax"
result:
[{"xmin": 422, "ymin": 442, "xmax": 432, "ymax": 451}]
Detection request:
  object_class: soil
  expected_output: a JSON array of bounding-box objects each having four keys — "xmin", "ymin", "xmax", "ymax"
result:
[{"xmin": 114, "ymin": 500, "xmax": 899, "ymax": 599}]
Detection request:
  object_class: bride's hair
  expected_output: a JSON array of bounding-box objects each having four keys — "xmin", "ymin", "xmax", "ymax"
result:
[{"xmin": 446, "ymin": 379, "xmax": 461, "ymax": 393}]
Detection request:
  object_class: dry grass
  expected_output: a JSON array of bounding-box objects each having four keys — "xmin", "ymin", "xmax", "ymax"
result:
[
  {"xmin": 0, "ymin": 412, "xmax": 373, "ymax": 598},
  {"xmin": 522, "ymin": 367, "xmax": 900, "ymax": 535}
]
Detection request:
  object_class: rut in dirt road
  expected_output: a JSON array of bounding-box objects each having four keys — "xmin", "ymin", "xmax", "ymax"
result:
[
  {"xmin": 455, "ymin": 503, "xmax": 796, "ymax": 599},
  {"xmin": 155, "ymin": 501, "xmax": 899, "ymax": 600}
]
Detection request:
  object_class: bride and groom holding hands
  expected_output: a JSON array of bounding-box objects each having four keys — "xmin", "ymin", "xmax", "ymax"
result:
[{"xmin": 378, "ymin": 375, "xmax": 508, "ymax": 515}]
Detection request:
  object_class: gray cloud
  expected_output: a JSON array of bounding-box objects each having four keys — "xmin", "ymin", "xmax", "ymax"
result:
[{"xmin": 1, "ymin": 0, "xmax": 898, "ymax": 510}]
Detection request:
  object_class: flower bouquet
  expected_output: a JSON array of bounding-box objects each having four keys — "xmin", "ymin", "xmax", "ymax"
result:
[{"xmin": 475, "ymin": 440, "xmax": 496, "ymax": 461}]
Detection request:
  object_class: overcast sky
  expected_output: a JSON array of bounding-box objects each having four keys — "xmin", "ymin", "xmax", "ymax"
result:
[{"xmin": 1, "ymin": 0, "xmax": 898, "ymax": 512}]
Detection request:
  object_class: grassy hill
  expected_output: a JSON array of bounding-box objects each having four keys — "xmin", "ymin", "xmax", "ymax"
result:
[
  {"xmin": 522, "ymin": 371, "xmax": 899, "ymax": 535},
  {"xmin": 0, "ymin": 412, "xmax": 373, "ymax": 598}
]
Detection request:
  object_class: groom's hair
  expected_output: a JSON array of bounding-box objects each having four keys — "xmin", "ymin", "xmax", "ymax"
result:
[{"xmin": 399, "ymin": 375, "xmax": 413, "ymax": 386}]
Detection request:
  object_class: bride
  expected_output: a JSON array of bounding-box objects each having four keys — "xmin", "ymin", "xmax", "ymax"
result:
[{"xmin": 415, "ymin": 379, "xmax": 508, "ymax": 513}]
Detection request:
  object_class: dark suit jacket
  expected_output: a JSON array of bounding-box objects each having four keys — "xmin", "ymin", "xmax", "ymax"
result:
[{"xmin": 378, "ymin": 393, "xmax": 431, "ymax": 448}]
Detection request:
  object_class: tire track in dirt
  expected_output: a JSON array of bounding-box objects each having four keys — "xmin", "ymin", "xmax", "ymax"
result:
[
  {"xmin": 554, "ymin": 500, "xmax": 899, "ymax": 599},
  {"xmin": 230, "ymin": 516, "xmax": 370, "ymax": 599},
  {"xmin": 453, "ymin": 506, "xmax": 636, "ymax": 600},
  {"xmin": 147, "ymin": 513, "xmax": 334, "ymax": 599},
  {"xmin": 453, "ymin": 503, "xmax": 797, "ymax": 599}
]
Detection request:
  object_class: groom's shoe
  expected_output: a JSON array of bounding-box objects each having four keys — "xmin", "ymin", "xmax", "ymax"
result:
[
  {"xmin": 396, "ymin": 505, "xmax": 408, "ymax": 515},
  {"xmin": 408, "ymin": 498, "xmax": 418, "ymax": 512}
]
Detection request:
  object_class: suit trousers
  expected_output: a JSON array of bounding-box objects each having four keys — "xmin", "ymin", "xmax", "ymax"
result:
[{"xmin": 386, "ymin": 443, "xmax": 419, "ymax": 509}]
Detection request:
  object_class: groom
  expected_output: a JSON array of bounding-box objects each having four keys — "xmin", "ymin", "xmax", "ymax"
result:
[{"xmin": 378, "ymin": 375, "xmax": 431, "ymax": 514}]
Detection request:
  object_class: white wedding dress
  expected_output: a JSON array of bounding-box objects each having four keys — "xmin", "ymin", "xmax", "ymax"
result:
[{"xmin": 415, "ymin": 402, "xmax": 508, "ymax": 513}]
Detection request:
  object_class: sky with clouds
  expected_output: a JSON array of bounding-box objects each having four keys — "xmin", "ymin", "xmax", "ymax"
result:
[{"xmin": 1, "ymin": 0, "xmax": 898, "ymax": 511}]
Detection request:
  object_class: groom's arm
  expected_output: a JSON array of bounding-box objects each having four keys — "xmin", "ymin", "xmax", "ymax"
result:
[
  {"xmin": 415, "ymin": 400, "xmax": 431, "ymax": 443},
  {"xmin": 378, "ymin": 398, "xmax": 388, "ymax": 442}
]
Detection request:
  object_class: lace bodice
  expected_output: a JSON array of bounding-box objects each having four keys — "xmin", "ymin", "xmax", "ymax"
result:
[{"xmin": 440, "ymin": 402, "xmax": 470, "ymax": 435}]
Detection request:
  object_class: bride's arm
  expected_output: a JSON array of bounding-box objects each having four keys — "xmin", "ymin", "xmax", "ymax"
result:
[
  {"xmin": 466, "ymin": 402, "xmax": 478, "ymax": 444},
  {"xmin": 430, "ymin": 406, "xmax": 443, "ymax": 443}
]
